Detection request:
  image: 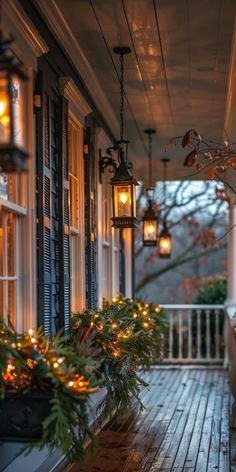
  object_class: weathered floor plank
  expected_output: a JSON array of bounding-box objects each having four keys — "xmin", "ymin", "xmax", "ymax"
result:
[{"xmin": 67, "ymin": 368, "xmax": 231, "ymax": 472}]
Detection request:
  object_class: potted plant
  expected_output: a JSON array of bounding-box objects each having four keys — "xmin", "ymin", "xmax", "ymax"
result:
[
  {"xmin": 72, "ymin": 296, "xmax": 166, "ymax": 418},
  {"xmin": 0, "ymin": 323, "xmax": 98, "ymax": 461}
]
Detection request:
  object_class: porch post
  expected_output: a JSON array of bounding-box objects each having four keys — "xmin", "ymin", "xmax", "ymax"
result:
[
  {"xmin": 226, "ymin": 192, "xmax": 236, "ymax": 427},
  {"xmin": 226, "ymin": 194, "xmax": 236, "ymax": 306}
]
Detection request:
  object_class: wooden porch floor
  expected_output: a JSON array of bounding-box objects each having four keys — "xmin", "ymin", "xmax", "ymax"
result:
[{"xmin": 69, "ymin": 368, "xmax": 231, "ymax": 472}]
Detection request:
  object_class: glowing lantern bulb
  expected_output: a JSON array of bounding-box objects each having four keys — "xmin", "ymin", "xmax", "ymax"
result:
[
  {"xmin": 0, "ymin": 99, "xmax": 7, "ymax": 118},
  {"xmin": 119, "ymin": 192, "xmax": 128, "ymax": 204},
  {"xmin": 147, "ymin": 223, "xmax": 155, "ymax": 234}
]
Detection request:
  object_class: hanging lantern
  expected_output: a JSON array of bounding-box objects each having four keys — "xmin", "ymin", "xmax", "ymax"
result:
[
  {"xmin": 142, "ymin": 188, "xmax": 158, "ymax": 246},
  {"xmin": 142, "ymin": 129, "xmax": 158, "ymax": 246},
  {"xmin": 158, "ymin": 157, "xmax": 172, "ymax": 258},
  {"xmin": 159, "ymin": 221, "xmax": 172, "ymax": 258},
  {"xmin": 111, "ymin": 146, "xmax": 138, "ymax": 228},
  {"xmin": 0, "ymin": 31, "xmax": 28, "ymax": 172},
  {"xmin": 99, "ymin": 46, "xmax": 138, "ymax": 229}
]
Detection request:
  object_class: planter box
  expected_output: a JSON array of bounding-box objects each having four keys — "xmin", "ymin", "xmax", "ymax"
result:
[{"xmin": 0, "ymin": 392, "xmax": 52, "ymax": 441}]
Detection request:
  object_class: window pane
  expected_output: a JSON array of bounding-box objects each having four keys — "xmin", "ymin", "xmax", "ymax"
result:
[
  {"xmin": 69, "ymin": 119, "xmax": 79, "ymax": 229},
  {"xmin": 0, "ymin": 172, "xmax": 24, "ymax": 205},
  {"xmin": 7, "ymin": 213, "xmax": 15, "ymax": 277},
  {"xmin": 0, "ymin": 211, "xmax": 17, "ymax": 326}
]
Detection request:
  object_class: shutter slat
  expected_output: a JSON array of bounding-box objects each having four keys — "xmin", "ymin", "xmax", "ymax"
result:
[
  {"xmin": 84, "ymin": 117, "xmax": 97, "ymax": 310},
  {"xmin": 58, "ymin": 96, "xmax": 71, "ymax": 335}
]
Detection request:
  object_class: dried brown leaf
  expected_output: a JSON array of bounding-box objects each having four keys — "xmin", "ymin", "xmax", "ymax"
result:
[
  {"xmin": 183, "ymin": 150, "xmax": 197, "ymax": 167},
  {"xmin": 227, "ymin": 156, "xmax": 236, "ymax": 169},
  {"xmin": 182, "ymin": 129, "xmax": 198, "ymax": 148},
  {"xmin": 207, "ymin": 167, "xmax": 216, "ymax": 180}
]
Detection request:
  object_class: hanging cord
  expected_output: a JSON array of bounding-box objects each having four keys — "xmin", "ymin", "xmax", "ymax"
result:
[{"xmin": 119, "ymin": 52, "xmax": 124, "ymax": 142}]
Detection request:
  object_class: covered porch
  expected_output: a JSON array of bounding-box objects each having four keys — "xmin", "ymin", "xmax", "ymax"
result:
[{"xmin": 1, "ymin": 1, "xmax": 236, "ymax": 471}]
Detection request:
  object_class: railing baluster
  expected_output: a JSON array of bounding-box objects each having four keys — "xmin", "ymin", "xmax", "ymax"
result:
[
  {"xmin": 162, "ymin": 304, "xmax": 224, "ymax": 365},
  {"xmin": 188, "ymin": 309, "xmax": 192, "ymax": 359},
  {"xmin": 197, "ymin": 309, "xmax": 201, "ymax": 359},
  {"xmin": 178, "ymin": 309, "xmax": 183, "ymax": 360},
  {"xmin": 169, "ymin": 311, "xmax": 173, "ymax": 359},
  {"xmin": 215, "ymin": 309, "xmax": 220, "ymax": 359},
  {"xmin": 206, "ymin": 309, "xmax": 210, "ymax": 359}
]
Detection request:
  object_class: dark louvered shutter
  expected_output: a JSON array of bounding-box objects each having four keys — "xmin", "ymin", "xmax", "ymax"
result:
[
  {"xmin": 84, "ymin": 115, "xmax": 97, "ymax": 310},
  {"xmin": 36, "ymin": 70, "xmax": 52, "ymax": 335},
  {"xmin": 58, "ymin": 96, "xmax": 70, "ymax": 334},
  {"xmin": 36, "ymin": 59, "xmax": 71, "ymax": 335}
]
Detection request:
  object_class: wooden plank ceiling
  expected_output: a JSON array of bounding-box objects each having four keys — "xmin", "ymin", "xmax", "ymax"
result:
[{"xmin": 55, "ymin": 0, "xmax": 236, "ymax": 184}]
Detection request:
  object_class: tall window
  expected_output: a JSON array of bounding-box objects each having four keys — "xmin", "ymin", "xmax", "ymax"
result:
[
  {"xmin": 0, "ymin": 210, "xmax": 19, "ymax": 326},
  {"xmin": 68, "ymin": 114, "xmax": 85, "ymax": 311},
  {"xmin": 0, "ymin": 75, "xmax": 27, "ymax": 328}
]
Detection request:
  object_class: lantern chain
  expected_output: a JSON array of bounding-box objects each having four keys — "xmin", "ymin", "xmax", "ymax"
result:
[
  {"xmin": 163, "ymin": 159, "xmax": 166, "ymax": 201},
  {"xmin": 119, "ymin": 52, "xmax": 124, "ymax": 143},
  {"xmin": 148, "ymin": 132, "xmax": 152, "ymax": 189}
]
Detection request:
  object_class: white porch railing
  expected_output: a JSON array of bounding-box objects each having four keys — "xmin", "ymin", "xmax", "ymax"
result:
[{"xmin": 161, "ymin": 304, "xmax": 225, "ymax": 364}]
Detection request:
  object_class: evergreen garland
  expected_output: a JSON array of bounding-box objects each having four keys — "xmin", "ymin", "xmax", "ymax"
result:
[{"xmin": 0, "ymin": 324, "xmax": 98, "ymax": 461}]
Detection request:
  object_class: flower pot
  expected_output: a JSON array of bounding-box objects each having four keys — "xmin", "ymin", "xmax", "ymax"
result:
[{"xmin": 0, "ymin": 392, "xmax": 52, "ymax": 441}]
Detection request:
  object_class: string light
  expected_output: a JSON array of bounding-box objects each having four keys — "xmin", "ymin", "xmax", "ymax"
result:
[{"xmin": 2, "ymin": 359, "xmax": 16, "ymax": 383}]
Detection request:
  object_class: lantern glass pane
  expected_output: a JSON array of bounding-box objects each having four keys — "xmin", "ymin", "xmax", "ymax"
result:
[
  {"xmin": 132, "ymin": 183, "xmax": 137, "ymax": 217},
  {"xmin": 12, "ymin": 75, "xmax": 25, "ymax": 148},
  {"xmin": 114, "ymin": 184, "xmax": 132, "ymax": 217},
  {"xmin": 0, "ymin": 73, "xmax": 10, "ymax": 143},
  {"xmin": 143, "ymin": 219, "xmax": 157, "ymax": 242},
  {"xmin": 159, "ymin": 235, "xmax": 172, "ymax": 256}
]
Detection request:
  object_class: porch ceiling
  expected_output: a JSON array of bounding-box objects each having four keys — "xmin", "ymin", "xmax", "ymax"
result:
[{"xmin": 52, "ymin": 1, "xmax": 236, "ymax": 183}]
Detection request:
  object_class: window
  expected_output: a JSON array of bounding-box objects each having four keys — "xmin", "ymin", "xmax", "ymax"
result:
[
  {"xmin": 68, "ymin": 114, "xmax": 85, "ymax": 311},
  {"xmin": 0, "ymin": 210, "xmax": 20, "ymax": 326},
  {"xmin": 0, "ymin": 70, "xmax": 28, "ymax": 329}
]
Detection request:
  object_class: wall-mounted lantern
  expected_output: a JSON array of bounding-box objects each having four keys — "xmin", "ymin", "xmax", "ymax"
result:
[{"xmin": 0, "ymin": 31, "xmax": 28, "ymax": 172}]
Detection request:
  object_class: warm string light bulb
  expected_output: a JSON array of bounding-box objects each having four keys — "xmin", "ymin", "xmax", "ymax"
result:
[{"xmin": 2, "ymin": 359, "xmax": 16, "ymax": 383}]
